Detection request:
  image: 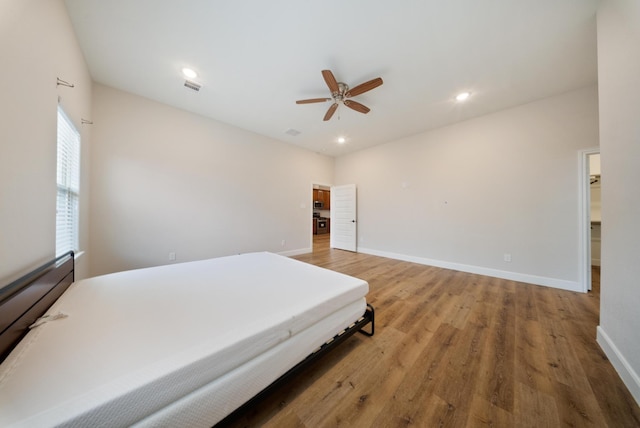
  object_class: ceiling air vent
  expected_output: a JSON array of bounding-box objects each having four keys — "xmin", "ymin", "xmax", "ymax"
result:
[
  {"xmin": 184, "ymin": 80, "xmax": 201, "ymax": 91},
  {"xmin": 285, "ymin": 128, "xmax": 301, "ymax": 136}
]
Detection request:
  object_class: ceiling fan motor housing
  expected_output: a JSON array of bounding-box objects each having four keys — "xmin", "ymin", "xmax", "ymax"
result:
[{"xmin": 334, "ymin": 82, "xmax": 349, "ymax": 100}]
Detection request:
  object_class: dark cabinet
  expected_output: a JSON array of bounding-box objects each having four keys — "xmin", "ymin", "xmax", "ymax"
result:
[{"xmin": 313, "ymin": 189, "xmax": 330, "ymax": 210}]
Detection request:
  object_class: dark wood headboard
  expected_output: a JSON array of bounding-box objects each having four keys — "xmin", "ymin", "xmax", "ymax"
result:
[{"xmin": 0, "ymin": 251, "xmax": 74, "ymax": 363}]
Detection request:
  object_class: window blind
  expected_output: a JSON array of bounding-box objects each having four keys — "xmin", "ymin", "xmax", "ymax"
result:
[{"xmin": 56, "ymin": 107, "xmax": 80, "ymax": 257}]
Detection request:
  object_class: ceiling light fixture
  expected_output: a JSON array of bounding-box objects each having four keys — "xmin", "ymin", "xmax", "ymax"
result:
[
  {"xmin": 182, "ymin": 67, "xmax": 198, "ymax": 79},
  {"xmin": 337, "ymin": 136, "xmax": 346, "ymax": 144},
  {"xmin": 455, "ymin": 92, "xmax": 471, "ymax": 102}
]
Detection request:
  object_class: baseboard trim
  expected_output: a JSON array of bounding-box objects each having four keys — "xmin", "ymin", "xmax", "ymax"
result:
[
  {"xmin": 597, "ymin": 326, "xmax": 640, "ymax": 406},
  {"xmin": 278, "ymin": 247, "xmax": 312, "ymax": 257},
  {"xmin": 357, "ymin": 247, "xmax": 582, "ymax": 292}
]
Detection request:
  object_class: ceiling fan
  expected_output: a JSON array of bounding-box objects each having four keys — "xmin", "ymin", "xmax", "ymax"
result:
[{"xmin": 296, "ymin": 70, "xmax": 383, "ymax": 121}]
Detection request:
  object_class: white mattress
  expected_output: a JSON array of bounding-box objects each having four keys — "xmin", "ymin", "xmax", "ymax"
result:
[
  {"xmin": 0, "ymin": 252, "xmax": 368, "ymax": 427},
  {"xmin": 136, "ymin": 299, "xmax": 366, "ymax": 427}
]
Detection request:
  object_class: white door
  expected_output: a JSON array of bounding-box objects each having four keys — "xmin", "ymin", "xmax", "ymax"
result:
[{"xmin": 330, "ymin": 184, "xmax": 357, "ymax": 252}]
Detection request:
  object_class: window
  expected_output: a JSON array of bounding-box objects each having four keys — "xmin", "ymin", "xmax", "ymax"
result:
[{"xmin": 56, "ymin": 107, "xmax": 80, "ymax": 256}]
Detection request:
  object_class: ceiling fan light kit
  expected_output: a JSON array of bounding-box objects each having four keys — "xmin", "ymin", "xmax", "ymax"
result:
[{"xmin": 296, "ymin": 70, "xmax": 383, "ymax": 121}]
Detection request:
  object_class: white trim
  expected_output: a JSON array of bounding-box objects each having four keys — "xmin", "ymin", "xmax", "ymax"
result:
[
  {"xmin": 358, "ymin": 247, "xmax": 582, "ymax": 292},
  {"xmin": 278, "ymin": 247, "xmax": 312, "ymax": 257},
  {"xmin": 597, "ymin": 326, "xmax": 640, "ymax": 406},
  {"xmin": 578, "ymin": 148, "xmax": 600, "ymax": 292}
]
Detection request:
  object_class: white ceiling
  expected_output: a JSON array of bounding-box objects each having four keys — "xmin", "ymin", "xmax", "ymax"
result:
[{"xmin": 64, "ymin": 0, "xmax": 598, "ymax": 157}]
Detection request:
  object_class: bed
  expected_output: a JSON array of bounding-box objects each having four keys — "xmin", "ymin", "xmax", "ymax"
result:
[{"xmin": 0, "ymin": 251, "xmax": 374, "ymax": 427}]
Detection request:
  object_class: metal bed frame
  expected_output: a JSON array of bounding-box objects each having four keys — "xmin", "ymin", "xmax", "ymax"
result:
[{"xmin": 216, "ymin": 303, "xmax": 374, "ymax": 425}]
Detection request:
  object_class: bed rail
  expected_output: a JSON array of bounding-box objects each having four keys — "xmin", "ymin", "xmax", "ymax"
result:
[
  {"xmin": 0, "ymin": 251, "xmax": 75, "ymax": 363},
  {"xmin": 217, "ymin": 303, "xmax": 375, "ymax": 426}
]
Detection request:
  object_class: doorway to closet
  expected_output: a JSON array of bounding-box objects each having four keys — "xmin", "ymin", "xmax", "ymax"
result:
[{"xmin": 580, "ymin": 149, "xmax": 601, "ymax": 292}]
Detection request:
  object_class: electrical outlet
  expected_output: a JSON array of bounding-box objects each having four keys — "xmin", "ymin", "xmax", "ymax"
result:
[
  {"xmin": 169, "ymin": 252, "xmax": 176, "ymax": 261},
  {"xmin": 503, "ymin": 253, "xmax": 512, "ymax": 262}
]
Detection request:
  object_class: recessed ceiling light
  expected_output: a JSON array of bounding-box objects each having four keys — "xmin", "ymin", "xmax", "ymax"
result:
[
  {"xmin": 337, "ymin": 137, "xmax": 346, "ymax": 144},
  {"xmin": 182, "ymin": 67, "xmax": 198, "ymax": 79},
  {"xmin": 456, "ymin": 92, "xmax": 471, "ymax": 102}
]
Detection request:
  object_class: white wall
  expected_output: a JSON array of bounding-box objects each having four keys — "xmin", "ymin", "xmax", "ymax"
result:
[
  {"xmin": 0, "ymin": 0, "xmax": 92, "ymax": 283},
  {"xmin": 335, "ymin": 86, "xmax": 599, "ymax": 291},
  {"xmin": 90, "ymin": 84, "xmax": 333, "ymax": 276},
  {"xmin": 596, "ymin": 0, "xmax": 640, "ymax": 404}
]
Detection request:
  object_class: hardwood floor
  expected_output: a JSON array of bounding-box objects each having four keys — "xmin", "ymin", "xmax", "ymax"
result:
[{"xmin": 224, "ymin": 237, "xmax": 640, "ymax": 427}]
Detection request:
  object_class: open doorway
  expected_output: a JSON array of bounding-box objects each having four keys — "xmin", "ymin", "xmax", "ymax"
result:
[
  {"xmin": 580, "ymin": 149, "xmax": 601, "ymax": 292},
  {"xmin": 311, "ymin": 183, "xmax": 331, "ymax": 252},
  {"xmin": 588, "ymin": 153, "xmax": 601, "ymax": 292}
]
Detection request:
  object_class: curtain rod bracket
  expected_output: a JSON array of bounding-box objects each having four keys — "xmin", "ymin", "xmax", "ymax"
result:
[{"xmin": 57, "ymin": 78, "xmax": 74, "ymax": 88}]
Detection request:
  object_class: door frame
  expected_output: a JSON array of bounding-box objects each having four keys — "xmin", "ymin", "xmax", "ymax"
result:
[
  {"xmin": 578, "ymin": 148, "xmax": 600, "ymax": 292},
  {"xmin": 310, "ymin": 181, "xmax": 332, "ymax": 250}
]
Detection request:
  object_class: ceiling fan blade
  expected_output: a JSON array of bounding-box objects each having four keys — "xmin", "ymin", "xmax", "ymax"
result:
[
  {"xmin": 322, "ymin": 70, "xmax": 340, "ymax": 94},
  {"xmin": 345, "ymin": 77, "xmax": 383, "ymax": 98},
  {"xmin": 296, "ymin": 98, "xmax": 332, "ymax": 104},
  {"xmin": 343, "ymin": 99, "xmax": 370, "ymax": 114},
  {"xmin": 323, "ymin": 103, "xmax": 338, "ymax": 121}
]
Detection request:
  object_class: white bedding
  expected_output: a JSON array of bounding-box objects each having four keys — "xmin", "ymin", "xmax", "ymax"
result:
[
  {"xmin": 136, "ymin": 299, "xmax": 366, "ymax": 427},
  {"xmin": 0, "ymin": 252, "xmax": 369, "ymax": 427}
]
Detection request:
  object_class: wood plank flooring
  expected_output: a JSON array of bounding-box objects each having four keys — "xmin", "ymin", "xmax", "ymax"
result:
[{"xmin": 223, "ymin": 235, "xmax": 640, "ymax": 427}]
